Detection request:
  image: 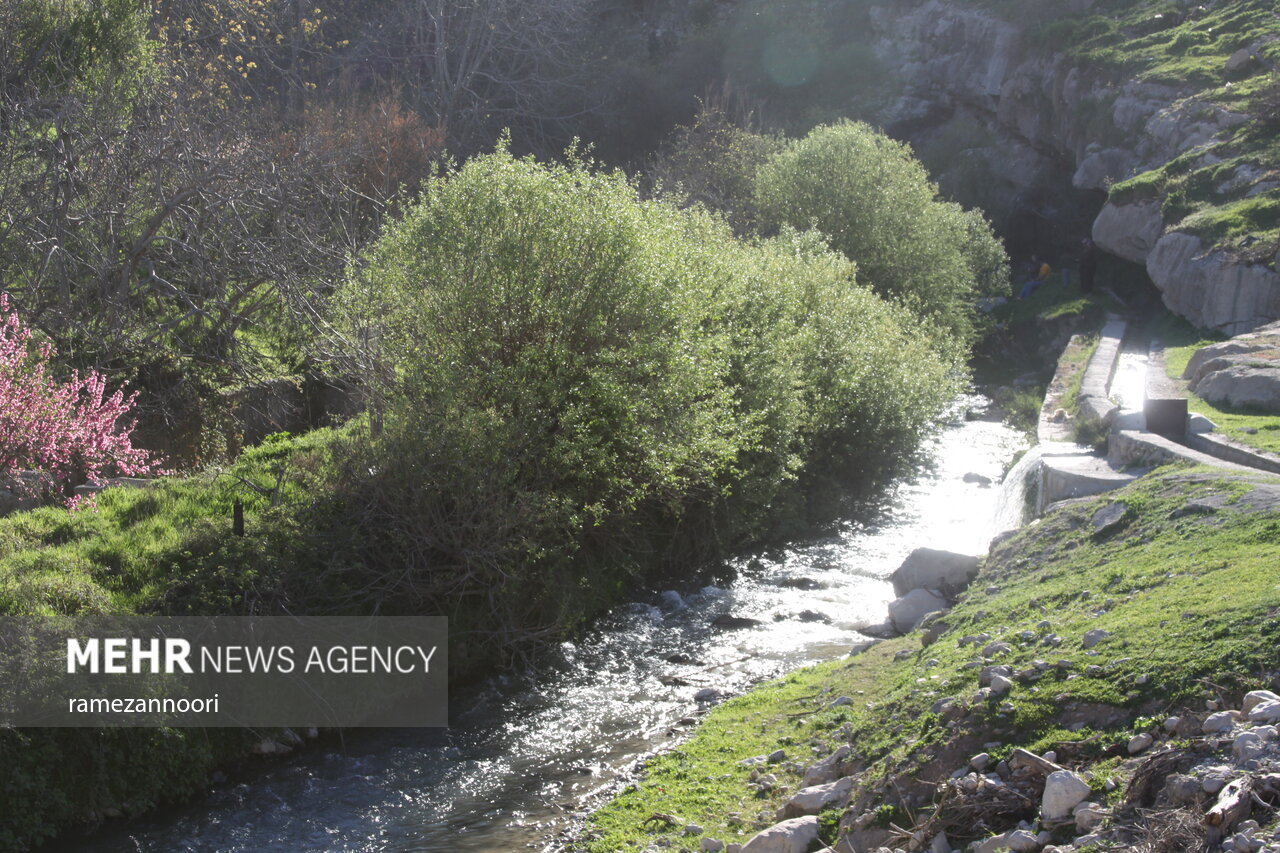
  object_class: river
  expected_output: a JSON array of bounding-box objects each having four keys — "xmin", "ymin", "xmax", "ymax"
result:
[{"xmin": 57, "ymin": 393, "xmax": 1025, "ymax": 853}]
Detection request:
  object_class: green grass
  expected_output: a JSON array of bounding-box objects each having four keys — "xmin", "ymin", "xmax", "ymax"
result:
[
  {"xmin": 0, "ymin": 426, "xmax": 350, "ymax": 620},
  {"xmin": 993, "ymin": 275, "xmax": 1111, "ymax": 329},
  {"xmin": 582, "ymin": 465, "xmax": 1280, "ymax": 850},
  {"xmin": 1156, "ymin": 314, "xmax": 1280, "ymax": 455}
]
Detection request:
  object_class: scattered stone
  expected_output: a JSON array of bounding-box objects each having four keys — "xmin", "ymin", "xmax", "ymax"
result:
[
  {"xmin": 767, "ymin": 749, "xmax": 786, "ymax": 763},
  {"xmin": 980, "ymin": 665, "xmax": 1013, "ymax": 686},
  {"xmin": 989, "ymin": 674, "xmax": 1013, "ymax": 697},
  {"xmin": 1225, "ymin": 47, "xmax": 1257, "ymax": 75},
  {"xmin": 971, "ymin": 752, "xmax": 991, "ymax": 772},
  {"xmin": 738, "ymin": 816, "xmax": 819, "ymax": 853},
  {"xmin": 982, "ymin": 642, "xmax": 1013, "ymax": 658},
  {"xmin": 975, "ymin": 829, "xmax": 1039, "ymax": 853},
  {"xmin": 1203, "ymin": 710, "xmax": 1239, "ymax": 733},
  {"xmin": 801, "ymin": 746, "xmax": 850, "ymax": 787},
  {"xmin": 694, "ymin": 688, "xmax": 725, "ymax": 702},
  {"xmin": 1042, "ymin": 770, "xmax": 1092, "ymax": 821},
  {"xmin": 1165, "ymin": 774, "xmax": 1202, "ymax": 805},
  {"xmin": 702, "ymin": 839, "xmax": 725, "ymax": 852},
  {"xmin": 1128, "ymin": 733, "xmax": 1154, "ymax": 754},
  {"xmin": 1234, "ymin": 731, "xmax": 1266, "ymax": 761},
  {"xmin": 1091, "ymin": 502, "xmax": 1128, "ymax": 536},
  {"xmin": 1248, "ymin": 699, "xmax": 1280, "ymax": 724},
  {"xmin": 1082, "ymin": 628, "xmax": 1111, "ymax": 649},
  {"xmin": 890, "ymin": 548, "xmax": 981, "ymax": 599},
  {"xmin": 775, "ymin": 776, "xmax": 854, "ymax": 820},
  {"xmin": 684, "ymin": 824, "xmax": 704, "ymax": 836},
  {"xmin": 1074, "ymin": 801, "xmax": 1106, "ymax": 832}
]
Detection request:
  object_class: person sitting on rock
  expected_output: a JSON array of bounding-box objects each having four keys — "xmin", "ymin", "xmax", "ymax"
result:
[{"xmin": 1018, "ymin": 255, "xmax": 1052, "ymax": 299}]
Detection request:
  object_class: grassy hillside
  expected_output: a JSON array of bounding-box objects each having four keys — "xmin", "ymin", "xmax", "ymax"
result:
[{"xmin": 580, "ymin": 464, "xmax": 1280, "ymax": 851}]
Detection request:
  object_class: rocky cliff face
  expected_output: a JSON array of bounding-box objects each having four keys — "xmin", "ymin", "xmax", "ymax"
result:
[{"xmin": 865, "ymin": 0, "xmax": 1280, "ymax": 335}]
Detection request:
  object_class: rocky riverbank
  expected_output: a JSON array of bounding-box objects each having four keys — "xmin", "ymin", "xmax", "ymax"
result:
[
  {"xmin": 576, "ymin": 320, "xmax": 1280, "ymax": 853},
  {"xmin": 577, "ymin": 465, "xmax": 1280, "ymax": 853}
]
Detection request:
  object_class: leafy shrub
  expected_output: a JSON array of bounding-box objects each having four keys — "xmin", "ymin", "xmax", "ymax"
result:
[
  {"xmin": 647, "ymin": 97, "xmax": 785, "ymax": 232},
  {"xmin": 330, "ymin": 145, "xmax": 959, "ymax": 659},
  {"xmin": 753, "ymin": 120, "xmax": 1009, "ymax": 343}
]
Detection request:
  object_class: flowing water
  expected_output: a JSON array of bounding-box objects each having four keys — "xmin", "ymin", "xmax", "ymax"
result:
[{"xmin": 59, "ymin": 394, "xmax": 1026, "ymax": 853}]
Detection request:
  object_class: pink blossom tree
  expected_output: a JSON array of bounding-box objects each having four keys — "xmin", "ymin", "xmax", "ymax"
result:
[{"xmin": 0, "ymin": 294, "xmax": 160, "ymax": 504}]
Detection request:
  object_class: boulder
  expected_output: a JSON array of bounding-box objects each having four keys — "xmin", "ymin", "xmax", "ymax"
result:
[
  {"xmin": 1042, "ymin": 769, "xmax": 1091, "ymax": 821},
  {"xmin": 1225, "ymin": 47, "xmax": 1256, "ymax": 75},
  {"xmin": 1193, "ymin": 363, "xmax": 1280, "ymax": 413},
  {"xmin": 1184, "ymin": 324, "xmax": 1280, "ymax": 382},
  {"xmin": 1146, "ymin": 233, "xmax": 1280, "ymax": 336},
  {"xmin": 1248, "ymin": 699, "xmax": 1280, "ymax": 724},
  {"xmin": 1243, "ymin": 690, "xmax": 1280, "ymax": 716},
  {"xmin": 1092, "ymin": 200, "xmax": 1164, "ymax": 264},
  {"xmin": 890, "ymin": 548, "xmax": 980, "ymax": 599},
  {"xmin": 775, "ymin": 776, "xmax": 855, "ymax": 820},
  {"xmin": 888, "ymin": 588, "xmax": 949, "ymax": 634},
  {"xmin": 740, "ymin": 816, "xmax": 820, "ymax": 853}
]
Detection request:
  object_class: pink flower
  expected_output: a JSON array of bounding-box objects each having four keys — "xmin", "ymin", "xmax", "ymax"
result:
[{"xmin": 0, "ymin": 294, "xmax": 162, "ymax": 506}]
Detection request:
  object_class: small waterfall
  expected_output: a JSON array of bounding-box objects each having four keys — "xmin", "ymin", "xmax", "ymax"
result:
[{"xmin": 991, "ymin": 445, "xmax": 1045, "ymax": 536}]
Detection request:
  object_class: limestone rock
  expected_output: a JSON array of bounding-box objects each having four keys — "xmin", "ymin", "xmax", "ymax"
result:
[
  {"xmin": 1082, "ymin": 628, "xmax": 1111, "ymax": 649},
  {"xmin": 890, "ymin": 548, "xmax": 981, "ymax": 599},
  {"xmin": 1194, "ymin": 363, "xmax": 1280, "ymax": 413},
  {"xmin": 1203, "ymin": 710, "xmax": 1239, "ymax": 733},
  {"xmin": 775, "ymin": 776, "xmax": 854, "ymax": 821},
  {"xmin": 1248, "ymin": 699, "xmax": 1280, "ymax": 724},
  {"xmin": 1074, "ymin": 802, "xmax": 1106, "ymax": 833},
  {"xmin": 739, "ymin": 816, "xmax": 820, "ymax": 853},
  {"xmin": 1073, "ymin": 148, "xmax": 1137, "ymax": 191},
  {"xmin": 1093, "ymin": 200, "xmax": 1164, "ymax": 263},
  {"xmin": 1042, "ymin": 769, "xmax": 1091, "ymax": 821},
  {"xmin": 1146, "ymin": 234, "xmax": 1280, "ymax": 336},
  {"xmin": 1128, "ymin": 732, "xmax": 1154, "ymax": 754},
  {"xmin": 888, "ymin": 587, "xmax": 949, "ymax": 634},
  {"xmin": 802, "ymin": 746, "xmax": 851, "ymax": 787},
  {"xmin": 974, "ymin": 829, "xmax": 1039, "ymax": 853},
  {"xmin": 1244, "ymin": 690, "xmax": 1280, "ymax": 715}
]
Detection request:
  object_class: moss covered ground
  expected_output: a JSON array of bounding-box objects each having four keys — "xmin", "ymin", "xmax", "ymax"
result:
[
  {"xmin": 579, "ymin": 464, "xmax": 1280, "ymax": 851},
  {"xmin": 1083, "ymin": 0, "xmax": 1280, "ymax": 261}
]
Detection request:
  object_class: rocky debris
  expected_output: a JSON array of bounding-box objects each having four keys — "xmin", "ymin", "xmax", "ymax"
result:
[
  {"xmin": 889, "ymin": 587, "xmax": 949, "ymax": 635},
  {"xmin": 701, "ymin": 838, "xmax": 725, "ymax": 852},
  {"xmin": 1041, "ymin": 769, "xmax": 1091, "ymax": 821},
  {"xmin": 775, "ymin": 776, "xmax": 854, "ymax": 821},
  {"xmin": 1082, "ymin": 628, "xmax": 1111, "ymax": 649},
  {"xmin": 1205, "ymin": 711, "xmax": 1241, "ymax": 733},
  {"xmin": 1090, "ymin": 502, "xmax": 1127, "ymax": 536},
  {"xmin": 890, "ymin": 548, "xmax": 981, "ymax": 599},
  {"xmin": 989, "ymin": 674, "xmax": 1013, "ymax": 697},
  {"xmin": 738, "ymin": 816, "xmax": 819, "ymax": 853},
  {"xmin": 802, "ymin": 746, "xmax": 852, "ymax": 787},
  {"xmin": 974, "ymin": 828, "xmax": 1038, "ymax": 852},
  {"xmin": 1129, "ymin": 732, "xmax": 1154, "ymax": 754}
]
